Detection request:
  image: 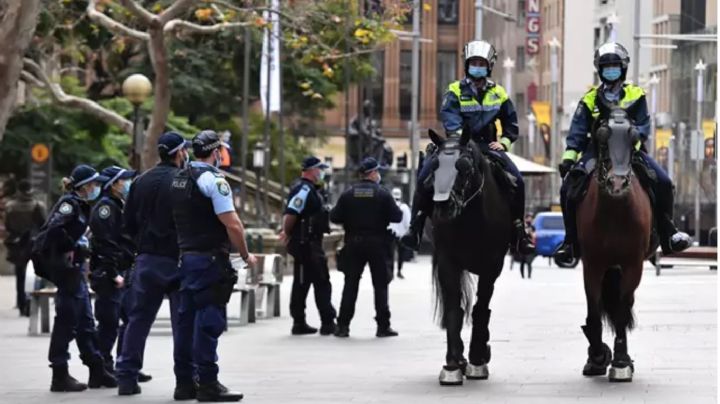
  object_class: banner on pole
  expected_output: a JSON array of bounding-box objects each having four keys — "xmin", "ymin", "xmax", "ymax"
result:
[{"xmin": 260, "ymin": 0, "xmax": 281, "ymax": 115}]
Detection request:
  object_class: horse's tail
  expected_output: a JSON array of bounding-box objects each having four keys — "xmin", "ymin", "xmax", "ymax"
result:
[
  {"xmin": 600, "ymin": 266, "xmax": 635, "ymax": 332},
  {"xmin": 432, "ymin": 253, "xmax": 475, "ymax": 329}
]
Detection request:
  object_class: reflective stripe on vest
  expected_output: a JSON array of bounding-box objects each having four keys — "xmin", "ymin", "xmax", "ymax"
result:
[
  {"xmin": 581, "ymin": 84, "xmax": 645, "ymax": 119},
  {"xmin": 448, "ymin": 81, "xmax": 509, "ymax": 113}
]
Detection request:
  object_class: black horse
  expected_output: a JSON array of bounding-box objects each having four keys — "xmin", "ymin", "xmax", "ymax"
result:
[{"xmin": 425, "ymin": 128, "xmax": 513, "ymax": 386}]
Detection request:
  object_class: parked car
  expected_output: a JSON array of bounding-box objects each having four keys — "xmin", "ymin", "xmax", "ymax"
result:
[{"xmin": 533, "ymin": 211, "xmax": 579, "ymax": 268}]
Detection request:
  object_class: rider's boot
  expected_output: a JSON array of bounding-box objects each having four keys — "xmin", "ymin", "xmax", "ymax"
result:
[
  {"xmin": 401, "ymin": 190, "xmax": 430, "ymax": 250},
  {"xmin": 656, "ymin": 184, "xmax": 692, "ymax": 254},
  {"xmin": 554, "ymin": 183, "xmax": 578, "ymax": 264},
  {"xmin": 510, "ymin": 182, "xmax": 535, "ymax": 255}
]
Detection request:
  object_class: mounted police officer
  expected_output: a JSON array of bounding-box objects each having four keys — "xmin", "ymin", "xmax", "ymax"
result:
[
  {"xmin": 89, "ymin": 166, "xmax": 148, "ymax": 382},
  {"xmin": 31, "ymin": 165, "xmax": 116, "ymax": 392},
  {"xmin": 330, "ymin": 157, "xmax": 402, "ymax": 338},
  {"xmin": 279, "ymin": 156, "xmax": 337, "ymax": 336},
  {"xmin": 116, "ymin": 132, "xmax": 194, "ymax": 398},
  {"xmin": 553, "ymin": 42, "xmax": 692, "ymax": 264},
  {"xmin": 402, "ymin": 40, "xmax": 534, "ymax": 255},
  {"xmin": 171, "ymin": 130, "xmax": 257, "ymax": 402}
]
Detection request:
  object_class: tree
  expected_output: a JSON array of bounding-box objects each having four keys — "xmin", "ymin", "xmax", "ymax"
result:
[
  {"xmin": 17, "ymin": 0, "xmax": 408, "ymax": 169},
  {"xmin": 0, "ymin": 0, "xmax": 41, "ymax": 142}
]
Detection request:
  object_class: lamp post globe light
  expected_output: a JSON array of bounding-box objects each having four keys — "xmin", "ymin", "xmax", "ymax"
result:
[
  {"xmin": 253, "ymin": 142, "xmax": 266, "ymax": 226},
  {"xmin": 122, "ymin": 74, "xmax": 152, "ymax": 169}
]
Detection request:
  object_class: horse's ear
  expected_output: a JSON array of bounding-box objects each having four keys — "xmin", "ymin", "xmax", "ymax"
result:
[
  {"xmin": 429, "ymin": 129, "xmax": 444, "ymax": 146},
  {"xmin": 459, "ymin": 124, "xmax": 471, "ymax": 146}
]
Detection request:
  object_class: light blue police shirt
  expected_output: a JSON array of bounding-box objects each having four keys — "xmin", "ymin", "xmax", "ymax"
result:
[{"xmin": 190, "ymin": 161, "xmax": 235, "ymax": 215}]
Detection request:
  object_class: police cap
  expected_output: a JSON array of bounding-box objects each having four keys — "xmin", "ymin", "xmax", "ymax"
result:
[
  {"xmin": 359, "ymin": 157, "xmax": 380, "ymax": 174},
  {"xmin": 158, "ymin": 131, "xmax": 190, "ymax": 157},
  {"xmin": 192, "ymin": 130, "xmax": 222, "ymax": 158},
  {"xmin": 70, "ymin": 164, "xmax": 109, "ymax": 189},
  {"xmin": 302, "ymin": 156, "xmax": 329, "ymax": 171}
]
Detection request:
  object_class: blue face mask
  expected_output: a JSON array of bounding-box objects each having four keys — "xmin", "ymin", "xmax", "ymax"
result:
[
  {"xmin": 601, "ymin": 67, "xmax": 622, "ymax": 82},
  {"xmin": 468, "ymin": 66, "xmax": 488, "ymax": 79},
  {"xmin": 121, "ymin": 181, "xmax": 131, "ymax": 198},
  {"xmin": 86, "ymin": 186, "xmax": 101, "ymax": 201}
]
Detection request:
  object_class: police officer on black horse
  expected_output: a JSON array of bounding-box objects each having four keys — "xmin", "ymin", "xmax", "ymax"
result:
[
  {"xmin": 171, "ymin": 130, "xmax": 257, "ymax": 402},
  {"xmin": 115, "ymin": 132, "xmax": 195, "ymax": 398},
  {"xmin": 279, "ymin": 156, "xmax": 337, "ymax": 336},
  {"xmin": 330, "ymin": 157, "xmax": 402, "ymax": 338}
]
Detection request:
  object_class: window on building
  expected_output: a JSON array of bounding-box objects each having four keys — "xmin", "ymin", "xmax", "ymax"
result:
[
  {"xmin": 438, "ymin": 0, "xmax": 459, "ymax": 24},
  {"xmin": 516, "ymin": 46, "xmax": 525, "ymax": 71},
  {"xmin": 681, "ymin": 0, "xmax": 706, "ymax": 33},
  {"xmin": 400, "ymin": 50, "xmax": 421, "ymax": 121},
  {"xmin": 515, "ymin": 92, "xmax": 526, "ymax": 119},
  {"xmin": 517, "ymin": 0, "xmax": 526, "ymax": 28},
  {"xmin": 437, "ymin": 51, "xmax": 458, "ymax": 118},
  {"xmin": 361, "ymin": 51, "xmax": 385, "ymax": 121}
]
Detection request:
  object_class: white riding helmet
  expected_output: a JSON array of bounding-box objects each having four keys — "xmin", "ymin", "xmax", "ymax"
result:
[{"xmin": 464, "ymin": 40, "xmax": 497, "ymax": 77}]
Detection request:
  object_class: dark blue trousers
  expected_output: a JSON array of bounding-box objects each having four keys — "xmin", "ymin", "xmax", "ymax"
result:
[
  {"xmin": 48, "ymin": 276, "xmax": 102, "ymax": 366},
  {"xmin": 94, "ymin": 287, "xmax": 123, "ymax": 368},
  {"xmin": 178, "ymin": 253, "xmax": 228, "ymax": 385},
  {"xmin": 115, "ymin": 254, "xmax": 190, "ymax": 385}
]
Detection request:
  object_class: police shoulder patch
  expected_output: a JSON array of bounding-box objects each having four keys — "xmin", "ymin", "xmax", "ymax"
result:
[
  {"xmin": 59, "ymin": 202, "xmax": 73, "ymax": 215},
  {"xmin": 293, "ymin": 197, "xmax": 303, "ymax": 208},
  {"xmin": 98, "ymin": 205, "xmax": 111, "ymax": 219},
  {"xmin": 216, "ymin": 180, "xmax": 231, "ymax": 196}
]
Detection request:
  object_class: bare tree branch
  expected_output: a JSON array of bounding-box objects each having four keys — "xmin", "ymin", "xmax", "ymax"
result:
[
  {"xmin": 164, "ymin": 19, "xmax": 253, "ymax": 35},
  {"xmin": 117, "ymin": 0, "xmax": 156, "ymax": 25},
  {"xmin": 159, "ymin": 0, "xmax": 197, "ymax": 24},
  {"xmin": 23, "ymin": 58, "xmax": 133, "ymax": 135},
  {"xmin": 87, "ymin": 0, "xmax": 149, "ymax": 41},
  {"xmin": 20, "ymin": 70, "xmax": 45, "ymax": 88}
]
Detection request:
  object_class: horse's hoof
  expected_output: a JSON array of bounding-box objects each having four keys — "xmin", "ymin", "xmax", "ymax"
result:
[
  {"xmin": 464, "ymin": 363, "xmax": 489, "ymax": 380},
  {"xmin": 439, "ymin": 366, "xmax": 464, "ymax": 386},
  {"xmin": 608, "ymin": 365, "xmax": 633, "ymax": 382},
  {"xmin": 582, "ymin": 343, "xmax": 611, "ymax": 377}
]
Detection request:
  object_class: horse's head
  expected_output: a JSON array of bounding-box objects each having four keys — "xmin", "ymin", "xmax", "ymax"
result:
[
  {"xmin": 427, "ymin": 127, "xmax": 484, "ymax": 222},
  {"xmin": 593, "ymin": 107, "xmax": 640, "ymax": 197}
]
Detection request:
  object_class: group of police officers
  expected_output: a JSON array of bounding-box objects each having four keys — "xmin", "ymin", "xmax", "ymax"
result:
[{"xmin": 26, "ymin": 37, "xmax": 693, "ymax": 402}]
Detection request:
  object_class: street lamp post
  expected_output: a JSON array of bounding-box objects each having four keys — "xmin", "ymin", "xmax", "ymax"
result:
[
  {"xmin": 122, "ymin": 74, "xmax": 152, "ymax": 170},
  {"xmin": 409, "ymin": 0, "xmax": 420, "ymax": 202},
  {"xmin": 647, "ymin": 74, "xmax": 660, "ymax": 158},
  {"xmin": 549, "ymin": 37, "xmax": 561, "ymax": 205},
  {"xmin": 503, "ymin": 57, "xmax": 515, "ymax": 99},
  {"xmin": 253, "ymin": 142, "xmax": 266, "ymax": 227},
  {"xmin": 694, "ymin": 59, "xmax": 706, "ymax": 243},
  {"xmin": 607, "ymin": 12, "xmax": 620, "ymax": 42}
]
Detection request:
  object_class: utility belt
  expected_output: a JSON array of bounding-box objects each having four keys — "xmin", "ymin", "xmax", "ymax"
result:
[
  {"xmin": 299, "ymin": 211, "xmax": 330, "ymax": 244},
  {"xmin": 344, "ymin": 233, "xmax": 390, "ymax": 245}
]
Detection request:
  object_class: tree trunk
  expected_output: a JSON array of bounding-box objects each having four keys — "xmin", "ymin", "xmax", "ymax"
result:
[
  {"xmin": 141, "ymin": 23, "xmax": 172, "ymax": 170},
  {"xmin": 0, "ymin": 0, "xmax": 41, "ymax": 142}
]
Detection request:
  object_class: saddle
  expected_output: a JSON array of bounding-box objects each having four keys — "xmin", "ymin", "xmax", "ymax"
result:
[{"xmin": 483, "ymin": 151, "xmax": 518, "ymax": 194}]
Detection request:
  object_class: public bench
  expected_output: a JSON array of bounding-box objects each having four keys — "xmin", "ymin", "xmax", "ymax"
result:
[{"xmin": 653, "ymin": 246, "xmax": 718, "ymax": 275}]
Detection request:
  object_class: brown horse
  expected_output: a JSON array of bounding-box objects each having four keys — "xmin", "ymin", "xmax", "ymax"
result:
[{"xmin": 576, "ymin": 107, "xmax": 653, "ymax": 382}]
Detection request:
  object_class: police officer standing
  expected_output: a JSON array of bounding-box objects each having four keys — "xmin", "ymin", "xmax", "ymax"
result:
[
  {"xmin": 330, "ymin": 157, "xmax": 402, "ymax": 338},
  {"xmin": 171, "ymin": 130, "xmax": 257, "ymax": 402},
  {"xmin": 31, "ymin": 165, "xmax": 116, "ymax": 392},
  {"xmin": 279, "ymin": 156, "xmax": 337, "ymax": 336},
  {"xmin": 115, "ymin": 132, "xmax": 194, "ymax": 398},
  {"xmin": 3, "ymin": 179, "xmax": 45, "ymax": 316},
  {"xmin": 89, "ymin": 166, "xmax": 142, "ymax": 379}
]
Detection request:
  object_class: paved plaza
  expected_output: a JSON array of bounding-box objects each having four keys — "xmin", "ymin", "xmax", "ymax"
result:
[{"xmin": 0, "ymin": 256, "xmax": 716, "ymax": 404}]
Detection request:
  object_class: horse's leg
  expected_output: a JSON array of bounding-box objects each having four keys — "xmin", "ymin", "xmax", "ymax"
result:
[
  {"xmin": 466, "ymin": 259, "xmax": 502, "ymax": 380},
  {"xmin": 581, "ymin": 262, "xmax": 612, "ymax": 376},
  {"xmin": 609, "ymin": 261, "xmax": 642, "ymax": 382},
  {"xmin": 437, "ymin": 262, "xmax": 465, "ymax": 386}
]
